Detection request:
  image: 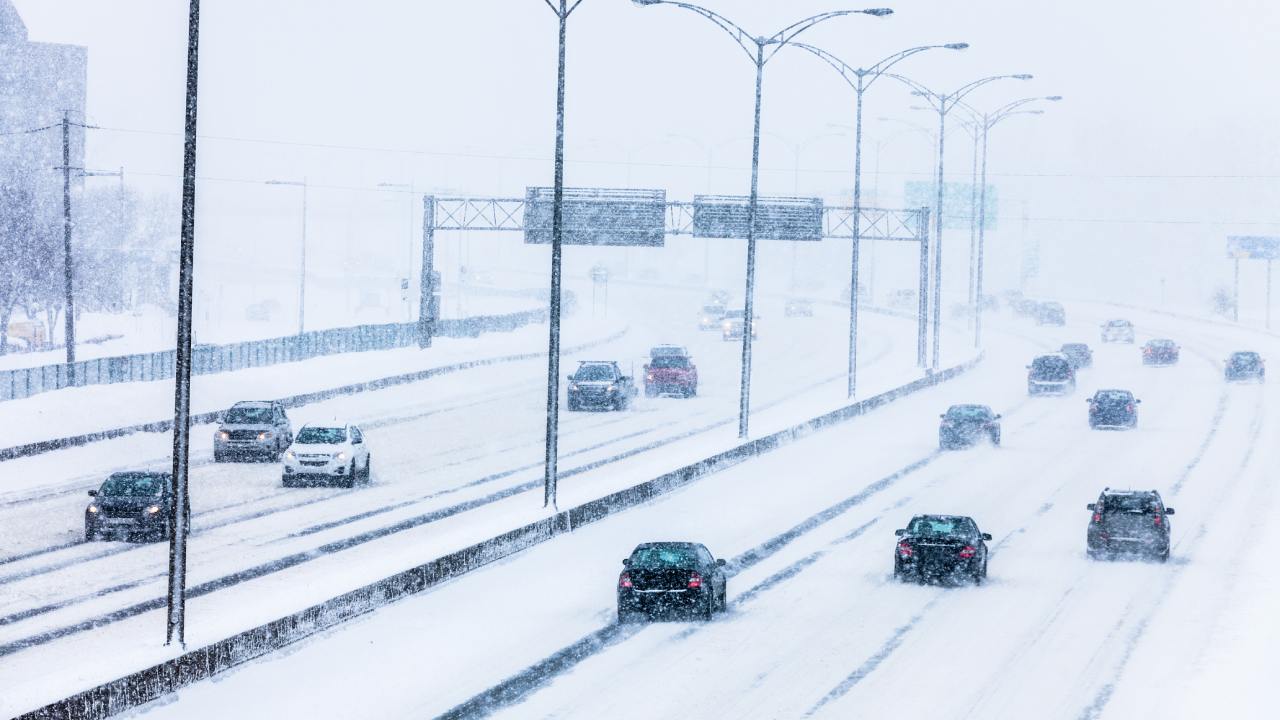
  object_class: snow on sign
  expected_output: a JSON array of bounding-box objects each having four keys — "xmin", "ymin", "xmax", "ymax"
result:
[
  {"xmin": 692, "ymin": 195, "xmax": 823, "ymax": 241},
  {"xmin": 1226, "ymin": 236, "xmax": 1280, "ymax": 260},
  {"xmin": 523, "ymin": 187, "xmax": 666, "ymax": 246}
]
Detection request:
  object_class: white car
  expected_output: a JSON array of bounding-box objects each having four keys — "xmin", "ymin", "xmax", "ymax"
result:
[
  {"xmin": 281, "ymin": 422, "xmax": 372, "ymax": 488},
  {"xmin": 1100, "ymin": 319, "xmax": 1135, "ymax": 343}
]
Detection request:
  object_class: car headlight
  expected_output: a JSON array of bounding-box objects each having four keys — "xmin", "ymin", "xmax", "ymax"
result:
[
  {"xmin": 285, "ymin": 450, "xmax": 295, "ymax": 461},
  {"xmin": 606, "ymin": 384, "xmax": 615, "ymax": 393},
  {"xmin": 218, "ymin": 431, "xmax": 230, "ymax": 440},
  {"xmin": 145, "ymin": 505, "xmax": 161, "ymax": 515},
  {"xmin": 335, "ymin": 451, "xmax": 347, "ymax": 461},
  {"xmin": 569, "ymin": 383, "xmax": 579, "ymax": 391},
  {"xmin": 87, "ymin": 505, "xmax": 99, "ymax": 514},
  {"xmin": 258, "ymin": 431, "xmax": 272, "ymax": 441}
]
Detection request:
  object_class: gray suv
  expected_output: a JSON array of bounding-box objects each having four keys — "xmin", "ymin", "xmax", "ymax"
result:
[{"xmin": 214, "ymin": 400, "xmax": 293, "ymax": 462}]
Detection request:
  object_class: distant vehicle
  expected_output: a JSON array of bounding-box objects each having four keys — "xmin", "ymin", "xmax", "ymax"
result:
[
  {"xmin": 85, "ymin": 471, "xmax": 183, "ymax": 542},
  {"xmin": 1013, "ymin": 297, "xmax": 1039, "ymax": 317},
  {"xmin": 784, "ymin": 298, "xmax": 814, "ymax": 317},
  {"xmin": 708, "ymin": 289, "xmax": 731, "ymax": 306},
  {"xmin": 1035, "ymin": 300, "xmax": 1066, "ymax": 325},
  {"xmin": 1060, "ymin": 343, "xmax": 1093, "ymax": 369},
  {"xmin": 894, "ymin": 515, "xmax": 991, "ymax": 585},
  {"xmin": 698, "ymin": 303, "xmax": 727, "ymax": 331},
  {"xmin": 1225, "ymin": 351, "xmax": 1265, "ymax": 383},
  {"xmin": 617, "ymin": 542, "xmax": 728, "ymax": 622},
  {"xmin": 1100, "ymin": 319, "xmax": 1136, "ymax": 343},
  {"xmin": 281, "ymin": 422, "xmax": 372, "ymax": 488},
  {"xmin": 1142, "ymin": 338, "xmax": 1180, "ymax": 366},
  {"xmin": 939, "ymin": 404, "xmax": 1001, "ymax": 449},
  {"xmin": 1027, "ymin": 354, "xmax": 1076, "ymax": 395},
  {"xmin": 649, "ymin": 345, "xmax": 689, "ymax": 359},
  {"xmin": 645, "ymin": 353, "xmax": 698, "ymax": 398},
  {"xmin": 977, "ymin": 294, "xmax": 999, "ymax": 312},
  {"xmin": 567, "ymin": 361, "xmax": 637, "ymax": 411},
  {"xmin": 214, "ymin": 400, "xmax": 293, "ymax": 462},
  {"xmin": 888, "ymin": 289, "xmax": 917, "ymax": 310},
  {"xmin": 1087, "ymin": 489, "xmax": 1173, "ymax": 562},
  {"xmin": 721, "ymin": 309, "xmax": 758, "ymax": 341},
  {"xmin": 1087, "ymin": 389, "xmax": 1140, "ymax": 429}
]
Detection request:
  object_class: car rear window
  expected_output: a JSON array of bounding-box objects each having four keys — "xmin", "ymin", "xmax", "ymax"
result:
[
  {"xmin": 908, "ymin": 517, "xmax": 975, "ymax": 538},
  {"xmin": 1102, "ymin": 495, "xmax": 1159, "ymax": 513},
  {"xmin": 1032, "ymin": 357, "xmax": 1071, "ymax": 374},
  {"xmin": 1094, "ymin": 391, "xmax": 1132, "ymax": 404},
  {"xmin": 630, "ymin": 546, "xmax": 698, "ymax": 568},
  {"xmin": 651, "ymin": 357, "xmax": 689, "ymax": 369},
  {"xmin": 946, "ymin": 405, "xmax": 991, "ymax": 420}
]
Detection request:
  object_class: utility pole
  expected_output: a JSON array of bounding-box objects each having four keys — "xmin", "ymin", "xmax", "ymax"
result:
[
  {"xmin": 60, "ymin": 111, "xmax": 76, "ymax": 376},
  {"xmin": 167, "ymin": 0, "xmax": 201, "ymax": 648}
]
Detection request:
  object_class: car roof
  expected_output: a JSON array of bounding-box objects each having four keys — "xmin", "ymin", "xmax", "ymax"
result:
[
  {"xmin": 1093, "ymin": 389, "xmax": 1134, "ymax": 397},
  {"xmin": 1231, "ymin": 350, "xmax": 1259, "ymax": 356},
  {"xmin": 1061, "ymin": 343, "xmax": 1088, "ymax": 349},
  {"xmin": 1034, "ymin": 353, "xmax": 1070, "ymax": 361},
  {"xmin": 578, "ymin": 360, "xmax": 617, "ymax": 365},
  {"xmin": 1147, "ymin": 338, "xmax": 1176, "ymax": 344},
  {"xmin": 109, "ymin": 470, "xmax": 170, "ymax": 479},
  {"xmin": 633, "ymin": 541, "xmax": 703, "ymax": 551},
  {"xmin": 232, "ymin": 400, "xmax": 274, "ymax": 408},
  {"xmin": 1100, "ymin": 488, "xmax": 1161, "ymax": 499},
  {"xmin": 910, "ymin": 514, "xmax": 976, "ymax": 524},
  {"xmin": 299, "ymin": 421, "xmax": 349, "ymax": 430},
  {"xmin": 1106, "ymin": 318, "xmax": 1131, "ymax": 325},
  {"xmin": 946, "ymin": 404, "xmax": 991, "ymax": 412}
]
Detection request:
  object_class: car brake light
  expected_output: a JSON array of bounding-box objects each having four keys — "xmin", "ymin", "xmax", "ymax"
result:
[
  {"xmin": 897, "ymin": 541, "xmax": 913, "ymax": 557},
  {"xmin": 1092, "ymin": 513, "xmax": 1102, "ymax": 523},
  {"xmin": 1153, "ymin": 515, "xmax": 1162, "ymax": 526},
  {"xmin": 687, "ymin": 572, "xmax": 702, "ymax": 589},
  {"xmin": 619, "ymin": 572, "xmax": 633, "ymax": 589},
  {"xmin": 1126, "ymin": 404, "xmax": 1134, "ymax": 413},
  {"xmin": 958, "ymin": 545, "xmax": 977, "ymax": 559}
]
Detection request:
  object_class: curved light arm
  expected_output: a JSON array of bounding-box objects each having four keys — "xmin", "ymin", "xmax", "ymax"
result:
[
  {"xmin": 789, "ymin": 42, "xmax": 861, "ymax": 91},
  {"xmin": 632, "ymin": 0, "xmax": 758, "ymax": 64},
  {"xmin": 542, "ymin": 0, "xmax": 586, "ymax": 18},
  {"xmin": 947, "ymin": 74, "xmax": 1033, "ymax": 110},
  {"xmin": 881, "ymin": 72, "xmax": 942, "ymax": 111},
  {"xmin": 762, "ymin": 9, "xmax": 892, "ymax": 64},
  {"xmin": 862, "ymin": 43, "xmax": 966, "ymax": 90},
  {"xmin": 991, "ymin": 95, "xmax": 1061, "ymax": 123}
]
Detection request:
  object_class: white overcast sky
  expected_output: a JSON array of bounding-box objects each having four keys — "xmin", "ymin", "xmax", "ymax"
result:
[{"xmin": 13, "ymin": 0, "xmax": 1280, "ymax": 304}]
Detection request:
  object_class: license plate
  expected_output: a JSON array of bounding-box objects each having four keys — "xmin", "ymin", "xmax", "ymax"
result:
[{"xmin": 105, "ymin": 518, "xmax": 135, "ymax": 525}]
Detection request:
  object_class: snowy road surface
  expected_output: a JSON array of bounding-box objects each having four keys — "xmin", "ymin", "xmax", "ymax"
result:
[
  {"xmin": 0, "ymin": 279, "xmax": 953, "ymax": 716},
  {"xmin": 82, "ymin": 302, "xmax": 1280, "ymax": 720}
]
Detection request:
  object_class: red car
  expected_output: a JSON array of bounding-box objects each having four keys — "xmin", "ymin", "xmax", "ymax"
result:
[{"xmin": 644, "ymin": 352, "xmax": 697, "ymax": 398}]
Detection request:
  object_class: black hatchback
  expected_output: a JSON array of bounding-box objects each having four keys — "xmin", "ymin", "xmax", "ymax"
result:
[
  {"xmin": 85, "ymin": 472, "xmax": 181, "ymax": 542},
  {"xmin": 617, "ymin": 542, "xmax": 728, "ymax": 622},
  {"xmin": 1225, "ymin": 351, "xmax": 1265, "ymax": 383},
  {"xmin": 894, "ymin": 515, "xmax": 991, "ymax": 585},
  {"xmin": 1088, "ymin": 389, "xmax": 1139, "ymax": 429},
  {"xmin": 938, "ymin": 404, "xmax": 1001, "ymax": 449}
]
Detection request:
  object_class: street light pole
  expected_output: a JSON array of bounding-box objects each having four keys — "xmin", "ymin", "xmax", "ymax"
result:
[
  {"xmin": 792, "ymin": 41, "xmax": 966, "ymax": 393},
  {"xmin": 885, "ymin": 72, "xmax": 1033, "ymax": 368},
  {"xmin": 634, "ymin": 0, "xmax": 892, "ymax": 436},
  {"xmin": 968, "ymin": 95, "xmax": 1061, "ymax": 347}
]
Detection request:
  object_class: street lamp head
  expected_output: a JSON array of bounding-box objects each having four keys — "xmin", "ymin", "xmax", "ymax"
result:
[
  {"xmin": 863, "ymin": 8, "xmax": 894, "ymax": 16},
  {"xmin": 1013, "ymin": 74, "xmax": 1034, "ymax": 80},
  {"xmin": 944, "ymin": 42, "xmax": 969, "ymax": 50},
  {"xmin": 1046, "ymin": 95, "xmax": 1064, "ymax": 101},
  {"xmin": 631, "ymin": 0, "xmax": 662, "ymax": 5}
]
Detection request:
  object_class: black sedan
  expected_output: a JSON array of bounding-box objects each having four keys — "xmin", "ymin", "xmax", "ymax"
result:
[
  {"xmin": 1225, "ymin": 351, "xmax": 1265, "ymax": 383},
  {"xmin": 617, "ymin": 542, "xmax": 728, "ymax": 622},
  {"xmin": 894, "ymin": 515, "xmax": 991, "ymax": 585},
  {"xmin": 938, "ymin": 404, "xmax": 1001, "ymax": 449},
  {"xmin": 85, "ymin": 471, "xmax": 183, "ymax": 542},
  {"xmin": 1142, "ymin": 338, "xmax": 1180, "ymax": 366},
  {"xmin": 1087, "ymin": 389, "xmax": 1140, "ymax": 429},
  {"xmin": 1060, "ymin": 343, "xmax": 1093, "ymax": 369}
]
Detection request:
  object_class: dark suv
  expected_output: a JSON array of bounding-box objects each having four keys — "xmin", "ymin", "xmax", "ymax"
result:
[
  {"xmin": 1027, "ymin": 354, "xmax": 1076, "ymax": 395},
  {"xmin": 567, "ymin": 361, "xmax": 637, "ymax": 411},
  {"xmin": 938, "ymin": 404, "xmax": 1001, "ymax": 449},
  {"xmin": 1060, "ymin": 343, "xmax": 1093, "ymax": 369},
  {"xmin": 1142, "ymin": 338, "xmax": 1180, "ymax": 366},
  {"xmin": 1087, "ymin": 489, "xmax": 1173, "ymax": 562},
  {"xmin": 894, "ymin": 515, "xmax": 991, "ymax": 585},
  {"xmin": 1087, "ymin": 389, "xmax": 1140, "ymax": 429},
  {"xmin": 85, "ymin": 471, "xmax": 186, "ymax": 542},
  {"xmin": 1225, "ymin": 351, "xmax": 1264, "ymax": 383},
  {"xmin": 214, "ymin": 400, "xmax": 293, "ymax": 462},
  {"xmin": 1035, "ymin": 301, "xmax": 1066, "ymax": 325},
  {"xmin": 617, "ymin": 542, "xmax": 728, "ymax": 621}
]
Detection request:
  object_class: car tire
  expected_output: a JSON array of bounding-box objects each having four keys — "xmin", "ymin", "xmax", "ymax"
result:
[
  {"xmin": 618, "ymin": 607, "xmax": 641, "ymax": 624},
  {"xmin": 701, "ymin": 591, "xmax": 715, "ymax": 621},
  {"xmin": 363, "ymin": 456, "xmax": 373, "ymax": 483},
  {"xmin": 282, "ymin": 474, "xmax": 294, "ymax": 488},
  {"xmin": 645, "ymin": 386, "xmax": 657, "ymax": 398},
  {"xmin": 85, "ymin": 526, "xmax": 98, "ymax": 542},
  {"xmin": 567, "ymin": 399, "xmax": 580, "ymax": 412},
  {"xmin": 990, "ymin": 432, "xmax": 1001, "ymax": 447},
  {"xmin": 340, "ymin": 465, "xmax": 356, "ymax": 489},
  {"xmin": 1158, "ymin": 547, "xmax": 1170, "ymax": 563},
  {"xmin": 213, "ymin": 449, "xmax": 225, "ymax": 463}
]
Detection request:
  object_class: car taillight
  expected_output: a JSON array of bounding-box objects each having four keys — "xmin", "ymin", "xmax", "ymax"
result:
[
  {"xmin": 619, "ymin": 572, "xmax": 632, "ymax": 589},
  {"xmin": 1093, "ymin": 513, "xmax": 1102, "ymax": 523},
  {"xmin": 897, "ymin": 541, "xmax": 913, "ymax": 558},
  {"xmin": 687, "ymin": 572, "xmax": 702, "ymax": 589},
  {"xmin": 1153, "ymin": 515, "xmax": 1162, "ymax": 526},
  {"xmin": 647, "ymin": 373, "xmax": 654, "ymax": 381},
  {"xmin": 958, "ymin": 545, "xmax": 977, "ymax": 559},
  {"xmin": 1126, "ymin": 404, "xmax": 1134, "ymax": 412}
]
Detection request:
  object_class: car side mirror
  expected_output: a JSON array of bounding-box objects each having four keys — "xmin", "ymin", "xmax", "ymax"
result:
[
  {"xmin": 88, "ymin": 489, "xmax": 98, "ymax": 497},
  {"xmin": 352, "ymin": 437, "xmax": 362, "ymax": 445},
  {"xmin": 1136, "ymin": 399, "xmax": 1142, "ymax": 404},
  {"xmin": 621, "ymin": 558, "xmax": 631, "ymax": 567},
  {"xmin": 566, "ymin": 375, "xmax": 574, "ymax": 383},
  {"xmin": 981, "ymin": 533, "xmax": 992, "ymax": 541},
  {"xmin": 716, "ymin": 559, "xmax": 727, "ymax": 567},
  {"xmin": 894, "ymin": 529, "xmax": 905, "ymax": 536},
  {"xmin": 1086, "ymin": 503, "xmax": 1096, "ymax": 511},
  {"xmin": 1164, "ymin": 508, "xmax": 1175, "ymax": 515},
  {"xmin": 994, "ymin": 414, "xmax": 1002, "ymax": 420},
  {"xmin": 938, "ymin": 414, "xmax": 946, "ymax": 419}
]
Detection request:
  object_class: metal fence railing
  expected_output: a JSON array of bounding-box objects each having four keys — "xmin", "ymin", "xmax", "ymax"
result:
[{"xmin": 0, "ymin": 306, "xmax": 553, "ymax": 404}]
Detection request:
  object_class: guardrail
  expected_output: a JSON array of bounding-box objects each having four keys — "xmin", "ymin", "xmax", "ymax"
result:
[
  {"xmin": 0, "ymin": 304, "xmax": 563, "ymax": 404},
  {"xmin": 15, "ymin": 352, "xmax": 982, "ymax": 720}
]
